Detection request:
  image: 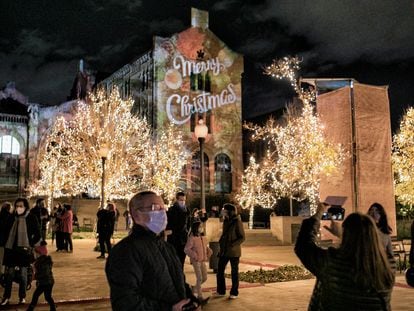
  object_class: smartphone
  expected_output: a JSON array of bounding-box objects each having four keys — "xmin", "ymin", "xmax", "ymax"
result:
[{"xmin": 321, "ymin": 212, "xmax": 331, "ymax": 220}]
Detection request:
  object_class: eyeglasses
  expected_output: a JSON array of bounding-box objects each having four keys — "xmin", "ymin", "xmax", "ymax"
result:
[{"xmin": 138, "ymin": 204, "xmax": 164, "ymax": 212}]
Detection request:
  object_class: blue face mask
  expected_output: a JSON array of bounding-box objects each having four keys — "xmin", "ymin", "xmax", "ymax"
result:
[{"xmin": 144, "ymin": 210, "xmax": 168, "ymax": 234}]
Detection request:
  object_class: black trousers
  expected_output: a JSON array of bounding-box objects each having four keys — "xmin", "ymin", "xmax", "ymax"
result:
[
  {"xmin": 28, "ymin": 283, "xmax": 55, "ymax": 311},
  {"xmin": 63, "ymin": 232, "xmax": 73, "ymax": 251},
  {"xmin": 98, "ymin": 233, "xmax": 112, "ymax": 256},
  {"xmin": 55, "ymin": 231, "xmax": 65, "ymax": 251},
  {"xmin": 173, "ymin": 244, "xmax": 186, "ymax": 269},
  {"xmin": 216, "ymin": 256, "xmax": 240, "ymax": 296}
]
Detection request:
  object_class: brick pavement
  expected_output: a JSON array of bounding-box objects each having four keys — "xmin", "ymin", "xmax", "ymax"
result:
[{"xmin": 0, "ymin": 238, "xmax": 413, "ymax": 311}]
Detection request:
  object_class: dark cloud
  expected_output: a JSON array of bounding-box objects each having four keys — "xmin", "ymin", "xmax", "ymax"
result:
[
  {"xmin": 256, "ymin": 0, "xmax": 414, "ymax": 64},
  {"xmin": 0, "ymin": 0, "xmax": 412, "ymax": 128}
]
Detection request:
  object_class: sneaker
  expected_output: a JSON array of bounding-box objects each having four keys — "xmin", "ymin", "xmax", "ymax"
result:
[
  {"xmin": 229, "ymin": 295, "xmax": 238, "ymax": 299},
  {"xmin": 96, "ymin": 255, "xmax": 105, "ymax": 259},
  {"xmin": 0, "ymin": 298, "xmax": 9, "ymax": 306},
  {"xmin": 212, "ymin": 292, "xmax": 226, "ymax": 298},
  {"xmin": 19, "ymin": 298, "xmax": 26, "ymax": 304}
]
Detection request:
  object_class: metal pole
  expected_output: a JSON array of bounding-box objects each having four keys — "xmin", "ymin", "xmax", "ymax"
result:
[
  {"xmin": 349, "ymin": 80, "xmax": 358, "ymax": 212},
  {"xmin": 101, "ymin": 156, "xmax": 106, "ymax": 209},
  {"xmin": 199, "ymin": 137, "xmax": 205, "ymax": 211}
]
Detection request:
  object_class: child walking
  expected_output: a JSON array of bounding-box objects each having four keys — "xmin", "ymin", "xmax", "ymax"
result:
[
  {"xmin": 27, "ymin": 241, "xmax": 56, "ymax": 311},
  {"xmin": 184, "ymin": 221, "xmax": 212, "ymax": 303}
]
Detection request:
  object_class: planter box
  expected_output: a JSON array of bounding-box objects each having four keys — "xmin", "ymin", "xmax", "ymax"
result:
[{"xmin": 270, "ymin": 216, "xmax": 305, "ymax": 245}]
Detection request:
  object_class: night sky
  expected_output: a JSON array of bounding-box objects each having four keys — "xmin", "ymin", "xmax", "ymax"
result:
[{"xmin": 1, "ymin": 0, "xmax": 413, "ymax": 132}]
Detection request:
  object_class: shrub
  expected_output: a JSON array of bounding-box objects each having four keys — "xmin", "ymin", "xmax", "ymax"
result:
[{"xmin": 227, "ymin": 265, "xmax": 314, "ymax": 283}]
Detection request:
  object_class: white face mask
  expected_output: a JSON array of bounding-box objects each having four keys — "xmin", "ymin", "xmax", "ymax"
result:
[
  {"xmin": 16, "ymin": 207, "xmax": 25, "ymax": 215},
  {"xmin": 140, "ymin": 210, "xmax": 168, "ymax": 234}
]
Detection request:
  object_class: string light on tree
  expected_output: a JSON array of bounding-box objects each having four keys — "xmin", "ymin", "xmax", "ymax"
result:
[
  {"xmin": 30, "ymin": 87, "xmax": 189, "ymax": 205},
  {"xmin": 236, "ymin": 155, "xmax": 276, "ymax": 229},
  {"xmin": 392, "ymin": 107, "xmax": 414, "ymax": 217},
  {"xmin": 144, "ymin": 124, "xmax": 190, "ymax": 206},
  {"xmin": 240, "ymin": 56, "xmax": 346, "ymax": 215}
]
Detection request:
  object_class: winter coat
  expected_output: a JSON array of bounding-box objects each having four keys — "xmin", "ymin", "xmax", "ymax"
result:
[
  {"xmin": 0, "ymin": 208, "xmax": 11, "ymax": 246},
  {"xmin": 105, "ymin": 224, "xmax": 187, "ymax": 311},
  {"xmin": 97, "ymin": 209, "xmax": 115, "ymax": 236},
  {"xmin": 295, "ymin": 216, "xmax": 395, "ymax": 311},
  {"xmin": 166, "ymin": 203, "xmax": 190, "ymax": 247},
  {"xmin": 2, "ymin": 213, "xmax": 41, "ymax": 267},
  {"xmin": 218, "ymin": 215, "xmax": 245, "ymax": 258},
  {"xmin": 58, "ymin": 210, "xmax": 73, "ymax": 233},
  {"xmin": 184, "ymin": 235, "xmax": 212, "ymax": 263},
  {"xmin": 29, "ymin": 206, "xmax": 50, "ymax": 231},
  {"xmin": 34, "ymin": 255, "xmax": 54, "ymax": 285}
]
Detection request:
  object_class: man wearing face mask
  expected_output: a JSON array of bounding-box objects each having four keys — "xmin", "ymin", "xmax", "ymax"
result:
[
  {"xmin": 166, "ymin": 191, "xmax": 191, "ymax": 268},
  {"xmin": 105, "ymin": 191, "xmax": 199, "ymax": 311},
  {"xmin": 214, "ymin": 203, "xmax": 245, "ymax": 300},
  {"xmin": 1, "ymin": 198, "xmax": 41, "ymax": 306}
]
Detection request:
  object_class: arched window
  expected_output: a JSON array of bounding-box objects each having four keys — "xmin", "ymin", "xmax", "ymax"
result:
[
  {"xmin": 191, "ymin": 151, "xmax": 209, "ymax": 192},
  {"xmin": 215, "ymin": 153, "xmax": 232, "ymax": 193},
  {"xmin": 0, "ymin": 135, "xmax": 21, "ymax": 185}
]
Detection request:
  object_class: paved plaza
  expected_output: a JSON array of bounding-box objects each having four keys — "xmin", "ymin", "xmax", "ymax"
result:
[{"xmin": 0, "ymin": 237, "xmax": 413, "ymax": 311}]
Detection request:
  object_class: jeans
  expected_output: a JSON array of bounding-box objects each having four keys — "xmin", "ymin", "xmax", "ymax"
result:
[
  {"xmin": 28, "ymin": 283, "xmax": 55, "ymax": 311},
  {"xmin": 2, "ymin": 266, "xmax": 27, "ymax": 299},
  {"xmin": 216, "ymin": 256, "xmax": 240, "ymax": 296},
  {"xmin": 192, "ymin": 261, "xmax": 207, "ymax": 298}
]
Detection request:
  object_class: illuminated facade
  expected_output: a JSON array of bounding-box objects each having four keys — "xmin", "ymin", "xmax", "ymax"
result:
[{"xmin": 100, "ymin": 8, "xmax": 244, "ymax": 197}]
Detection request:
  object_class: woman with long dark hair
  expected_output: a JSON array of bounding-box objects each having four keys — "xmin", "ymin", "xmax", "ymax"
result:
[
  {"xmin": 295, "ymin": 203, "xmax": 395, "ymax": 310},
  {"xmin": 367, "ymin": 202, "xmax": 393, "ymax": 257}
]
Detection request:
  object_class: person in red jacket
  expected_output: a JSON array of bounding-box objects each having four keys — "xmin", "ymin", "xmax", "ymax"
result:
[{"xmin": 57, "ymin": 204, "xmax": 73, "ymax": 253}]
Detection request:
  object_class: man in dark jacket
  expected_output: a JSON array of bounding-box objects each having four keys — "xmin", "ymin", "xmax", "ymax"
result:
[
  {"xmin": 30, "ymin": 198, "xmax": 49, "ymax": 241},
  {"xmin": 215, "ymin": 203, "xmax": 245, "ymax": 299},
  {"xmin": 105, "ymin": 191, "xmax": 196, "ymax": 311},
  {"xmin": 96, "ymin": 203, "xmax": 116, "ymax": 259},
  {"xmin": 166, "ymin": 191, "xmax": 191, "ymax": 268}
]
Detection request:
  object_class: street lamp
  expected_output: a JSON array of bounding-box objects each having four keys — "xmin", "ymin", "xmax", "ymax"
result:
[
  {"xmin": 194, "ymin": 118, "xmax": 208, "ymax": 212},
  {"xmin": 99, "ymin": 144, "xmax": 109, "ymax": 209}
]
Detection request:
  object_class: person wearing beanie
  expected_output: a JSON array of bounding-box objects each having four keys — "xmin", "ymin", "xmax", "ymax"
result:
[{"xmin": 27, "ymin": 241, "xmax": 56, "ymax": 311}]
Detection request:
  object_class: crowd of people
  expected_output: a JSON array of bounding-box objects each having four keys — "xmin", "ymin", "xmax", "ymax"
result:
[{"xmin": 0, "ymin": 192, "xmax": 413, "ymax": 310}]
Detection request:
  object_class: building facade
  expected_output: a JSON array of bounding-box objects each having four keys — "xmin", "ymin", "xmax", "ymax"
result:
[{"xmin": 100, "ymin": 8, "xmax": 244, "ymax": 197}]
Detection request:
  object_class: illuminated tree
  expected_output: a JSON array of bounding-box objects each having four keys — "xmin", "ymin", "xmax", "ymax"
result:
[
  {"xmin": 31, "ymin": 88, "xmax": 189, "ymax": 205},
  {"xmin": 144, "ymin": 124, "xmax": 190, "ymax": 206},
  {"xmin": 392, "ymin": 107, "xmax": 414, "ymax": 217},
  {"xmin": 29, "ymin": 117, "xmax": 73, "ymax": 206},
  {"xmin": 240, "ymin": 56, "xmax": 346, "ymax": 215},
  {"xmin": 236, "ymin": 155, "xmax": 276, "ymax": 229},
  {"xmin": 67, "ymin": 88, "xmax": 155, "ymax": 200}
]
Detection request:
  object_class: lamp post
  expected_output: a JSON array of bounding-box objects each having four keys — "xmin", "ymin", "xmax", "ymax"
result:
[
  {"xmin": 194, "ymin": 119, "xmax": 208, "ymax": 212},
  {"xmin": 99, "ymin": 144, "xmax": 109, "ymax": 209}
]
